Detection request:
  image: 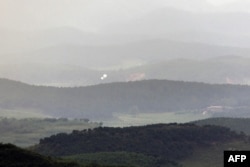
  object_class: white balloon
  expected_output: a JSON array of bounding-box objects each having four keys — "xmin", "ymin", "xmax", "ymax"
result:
[{"xmin": 101, "ymin": 74, "xmax": 108, "ymax": 80}]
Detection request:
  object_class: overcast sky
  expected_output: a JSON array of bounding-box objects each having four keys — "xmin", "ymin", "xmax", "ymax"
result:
[
  {"xmin": 208, "ymin": 0, "xmax": 237, "ymax": 5},
  {"xmin": 0, "ymin": 0, "xmax": 248, "ymax": 32}
]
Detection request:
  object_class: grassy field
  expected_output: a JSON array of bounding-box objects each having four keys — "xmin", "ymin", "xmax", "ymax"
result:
[
  {"xmin": 106, "ymin": 111, "xmax": 210, "ymax": 127},
  {"xmin": 0, "ymin": 117, "xmax": 101, "ymax": 147}
]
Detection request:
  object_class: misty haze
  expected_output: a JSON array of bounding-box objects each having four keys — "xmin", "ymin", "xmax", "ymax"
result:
[{"xmin": 1, "ymin": 0, "xmax": 250, "ymax": 167}]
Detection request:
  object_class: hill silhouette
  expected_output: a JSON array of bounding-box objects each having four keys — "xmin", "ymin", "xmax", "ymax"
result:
[
  {"xmin": 1, "ymin": 78, "xmax": 250, "ymax": 120},
  {"xmin": 0, "ymin": 143, "xmax": 78, "ymax": 167},
  {"xmin": 0, "ymin": 143, "xmax": 131, "ymax": 167},
  {"xmin": 34, "ymin": 123, "xmax": 245, "ymax": 166},
  {"xmin": 194, "ymin": 117, "xmax": 250, "ymax": 135}
]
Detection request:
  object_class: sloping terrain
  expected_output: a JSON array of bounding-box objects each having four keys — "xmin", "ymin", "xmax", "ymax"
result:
[
  {"xmin": 0, "ymin": 143, "xmax": 129, "ymax": 167},
  {"xmin": 0, "ymin": 143, "xmax": 77, "ymax": 167},
  {"xmin": 126, "ymin": 56, "xmax": 250, "ymax": 85},
  {"xmin": 33, "ymin": 123, "xmax": 247, "ymax": 167},
  {"xmin": 2, "ymin": 56, "xmax": 250, "ymax": 86},
  {"xmin": 193, "ymin": 117, "xmax": 250, "ymax": 135},
  {"xmin": 1, "ymin": 78, "xmax": 250, "ymax": 121}
]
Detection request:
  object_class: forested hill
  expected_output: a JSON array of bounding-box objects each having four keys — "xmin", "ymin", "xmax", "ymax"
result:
[
  {"xmin": 0, "ymin": 143, "xmax": 78, "ymax": 167},
  {"xmin": 34, "ymin": 123, "xmax": 245, "ymax": 166},
  {"xmin": 193, "ymin": 118, "xmax": 250, "ymax": 135},
  {"xmin": 0, "ymin": 143, "xmax": 128, "ymax": 167},
  {"xmin": 1, "ymin": 78, "xmax": 250, "ymax": 119}
]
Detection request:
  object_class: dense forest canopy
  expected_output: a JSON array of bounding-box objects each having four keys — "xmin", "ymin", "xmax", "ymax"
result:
[{"xmin": 35, "ymin": 123, "xmax": 244, "ymax": 157}]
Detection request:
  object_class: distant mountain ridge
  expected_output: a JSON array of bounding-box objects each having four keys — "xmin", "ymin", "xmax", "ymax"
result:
[
  {"xmin": 127, "ymin": 56, "xmax": 250, "ymax": 85},
  {"xmin": 1, "ymin": 56, "xmax": 250, "ymax": 87},
  {"xmin": 3, "ymin": 6, "xmax": 250, "ymax": 69},
  {"xmin": 2, "ymin": 6, "xmax": 250, "ymax": 87},
  {"xmin": 3, "ymin": 38, "xmax": 250, "ymax": 69},
  {"xmin": 1, "ymin": 78, "xmax": 250, "ymax": 121}
]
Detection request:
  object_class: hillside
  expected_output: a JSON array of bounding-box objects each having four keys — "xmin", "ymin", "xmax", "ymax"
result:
[
  {"xmin": 0, "ymin": 143, "xmax": 78, "ymax": 167},
  {"xmin": 33, "ymin": 123, "xmax": 246, "ymax": 167},
  {"xmin": 0, "ymin": 143, "xmax": 129, "ymax": 167},
  {"xmin": 2, "ymin": 56, "xmax": 250, "ymax": 87},
  {"xmin": 193, "ymin": 117, "xmax": 250, "ymax": 135},
  {"xmin": 126, "ymin": 56, "xmax": 250, "ymax": 85},
  {"xmin": 1, "ymin": 78, "xmax": 250, "ymax": 122}
]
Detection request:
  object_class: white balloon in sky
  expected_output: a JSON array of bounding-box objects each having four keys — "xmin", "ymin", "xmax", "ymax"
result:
[{"xmin": 101, "ymin": 74, "xmax": 108, "ymax": 80}]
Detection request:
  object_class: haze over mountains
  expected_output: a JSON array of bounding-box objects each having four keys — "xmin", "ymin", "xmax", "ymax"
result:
[
  {"xmin": 3, "ymin": 2, "xmax": 250, "ymax": 166},
  {"xmin": 1, "ymin": 0, "xmax": 250, "ymax": 86},
  {"xmin": 1, "ymin": 78, "xmax": 250, "ymax": 126},
  {"xmin": 1, "ymin": 0, "xmax": 250, "ymax": 122}
]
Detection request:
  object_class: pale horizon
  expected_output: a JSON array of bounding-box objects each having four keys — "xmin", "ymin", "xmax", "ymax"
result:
[{"xmin": 0, "ymin": 0, "xmax": 249, "ymax": 32}]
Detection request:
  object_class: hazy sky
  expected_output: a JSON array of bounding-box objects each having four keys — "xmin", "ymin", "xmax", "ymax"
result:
[
  {"xmin": 0, "ymin": 0, "xmax": 248, "ymax": 32},
  {"xmin": 207, "ymin": 0, "xmax": 237, "ymax": 5}
]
